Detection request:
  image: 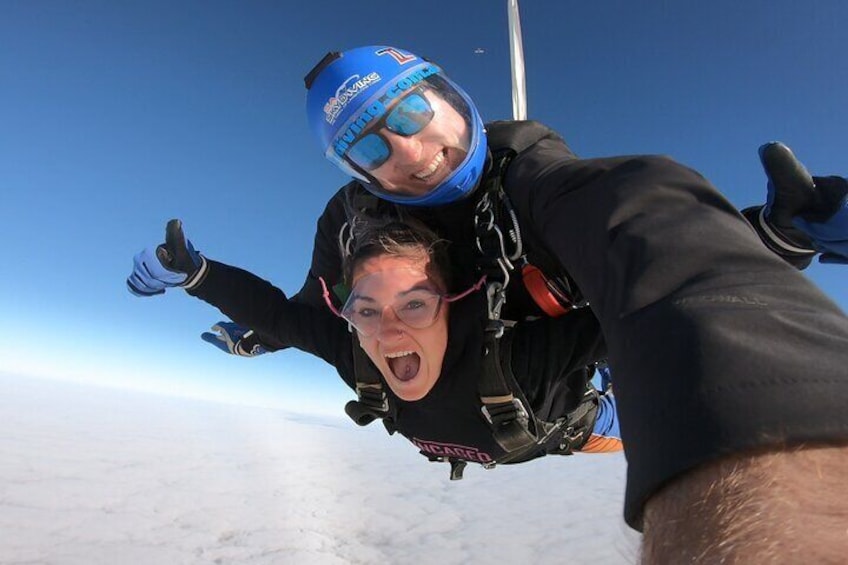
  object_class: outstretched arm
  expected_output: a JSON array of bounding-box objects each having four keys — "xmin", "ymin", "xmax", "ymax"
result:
[
  {"xmin": 200, "ymin": 185, "xmax": 353, "ymax": 357},
  {"xmin": 126, "ymin": 219, "xmax": 355, "ymax": 383}
]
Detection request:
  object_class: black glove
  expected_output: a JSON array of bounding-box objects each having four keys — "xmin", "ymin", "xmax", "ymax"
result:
[
  {"xmin": 742, "ymin": 142, "xmax": 817, "ymax": 268},
  {"xmin": 758, "ymin": 142, "xmax": 817, "ymax": 251},
  {"xmin": 744, "ymin": 143, "xmax": 848, "ymax": 269}
]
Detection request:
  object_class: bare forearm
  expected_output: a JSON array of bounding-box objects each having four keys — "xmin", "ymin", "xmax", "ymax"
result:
[{"xmin": 641, "ymin": 442, "xmax": 848, "ymax": 564}]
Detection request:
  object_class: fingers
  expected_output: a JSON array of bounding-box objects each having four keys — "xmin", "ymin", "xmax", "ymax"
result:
[
  {"xmin": 201, "ymin": 332, "xmax": 222, "ymax": 343},
  {"xmin": 201, "ymin": 330, "xmax": 232, "ymax": 353},
  {"xmin": 210, "ymin": 323, "xmax": 237, "ymax": 341},
  {"xmin": 201, "ymin": 330, "xmax": 226, "ymax": 343},
  {"xmin": 127, "ymin": 246, "xmax": 185, "ymax": 295},
  {"xmin": 806, "ymin": 176, "xmax": 848, "ymax": 222},
  {"xmin": 126, "ymin": 278, "xmax": 165, "ymax": 297}
]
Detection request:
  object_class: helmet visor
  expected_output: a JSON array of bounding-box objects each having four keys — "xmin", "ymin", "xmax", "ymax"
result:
[{"xmin": 328, "ymin": 73, "xmax": 475, "ymax": 199}]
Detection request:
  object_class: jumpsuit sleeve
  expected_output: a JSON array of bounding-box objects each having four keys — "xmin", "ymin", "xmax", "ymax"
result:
[
  {"xmin": 189, "ymin": 259, "xmax": 357, "ymax": 390},
  {"xmin": 505, "ymin": 140, "xmax": 848, "ymax": 529}
]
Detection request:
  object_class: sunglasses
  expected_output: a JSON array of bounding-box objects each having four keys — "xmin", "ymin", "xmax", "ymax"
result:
[
  {"xmin": 345, "ymin": 91, "xmax": 435, "ymax": 171},
  {"xmin": 320, "ymin": 275, "xmax": 485, "ymax": 337}
]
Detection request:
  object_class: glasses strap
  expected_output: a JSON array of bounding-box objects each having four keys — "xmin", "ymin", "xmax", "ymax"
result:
[
  {"xmin": 319, "ymin": 276, "xmax": 343, "ymax": 317},
  {"xmin": 444, "ymin": 275, "xmax": 487, "ymax": 303}
]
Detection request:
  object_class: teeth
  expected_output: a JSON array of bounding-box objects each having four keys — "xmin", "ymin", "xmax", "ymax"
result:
[
  {"xmin": 413, "ymin": 151, "xmax": 445, "ymax": 180},
  {"xmin": 385, "ymin": 351, "xmax": 414, "ymax": 359}
]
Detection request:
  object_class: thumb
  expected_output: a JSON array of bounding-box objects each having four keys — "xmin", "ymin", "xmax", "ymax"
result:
[
  {"xmin": 153, "ymin": 219, "xmax": 184, "ymax": 269},
  {"xmin": 165, "ymin": 218, "xmax": 187, "ymax": 259},
  {"xmin": 759, "ymin": 142, "xmax": 815, "ymax": 219},
  {"xmin": 201, "ymin": 331, "xmax": 232, "ymax": 354},
  {"xmin": 157, "ymin": 219, "xmax": 200, "ymax": 273}
]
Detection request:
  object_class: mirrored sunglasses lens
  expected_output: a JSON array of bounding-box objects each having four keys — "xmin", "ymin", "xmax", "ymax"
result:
[
  {"xmin": 386, "ymin": 93, "xmax": 434, "ymax": 136},
  {"xmin": 347, "ymin": 133, "xmax": 390, "ymax": 170}
]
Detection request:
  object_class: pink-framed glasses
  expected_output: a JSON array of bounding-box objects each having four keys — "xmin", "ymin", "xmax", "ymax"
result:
[{"xmin": 320, "ymin": 274, "xmax": 486, "ymax": 337}]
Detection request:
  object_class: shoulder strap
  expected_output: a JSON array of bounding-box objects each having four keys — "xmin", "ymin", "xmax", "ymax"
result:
[
  {"xmin": 344, "ymin": 335, "xmax": 393, "ymax": 427},
  {"xmin": 478, "ymin": 323, "xmax": 540, "ymax": 454}
]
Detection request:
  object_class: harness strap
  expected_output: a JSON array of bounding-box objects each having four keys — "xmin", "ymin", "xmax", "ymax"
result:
[
  {"xmin": 479, "ymin": 323, "xmax": 540, "ymax": 454},
  {"xmin": 548, "ymin": 385, "xmax": 600, "ymax": 455},
  {"xmin": 345, "ymin": 336, "xmax": 391, "ymax": 427}
]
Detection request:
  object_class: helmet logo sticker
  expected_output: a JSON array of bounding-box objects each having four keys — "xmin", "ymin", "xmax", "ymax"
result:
[
  {"xmin": 324, "ymin": 72, "xmax": 382, "ymax": 125},
  {"xmin": 376, "ymin": 47, "xmax": 416, "ymax": 64}
]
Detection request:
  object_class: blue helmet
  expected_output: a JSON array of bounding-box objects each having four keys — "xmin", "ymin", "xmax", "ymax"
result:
[{"xmin": 305, "ymin": 46, "xmax": 487, "ymax": 207}]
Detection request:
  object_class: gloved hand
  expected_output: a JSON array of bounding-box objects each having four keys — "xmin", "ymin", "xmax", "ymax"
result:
[
  {"xmin": 127, "ymin": 219, "xmax": 208, "ymax": 296},
  {"xmin": 744, "ymin": 142, "xmax": 848, "ymax": 268},
  {"xmin": 792, "ymin": 176, "xmax": 848, "ymax": 264},
  {"xmin": 757, "ymin": 141, "xmax": 817, "ymax": 254},
  {"xmin": 201, "ymin": 322, "xmax": 268, "ymax": 357}
]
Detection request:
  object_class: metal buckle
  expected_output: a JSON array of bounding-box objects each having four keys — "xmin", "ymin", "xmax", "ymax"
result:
[
  {"xmin": 356, "ymin": 383, "xmax": 389, "ymax": 413},
  {"xmin": 480, "ymin": 397, "xmax": 529, "ymax": 427}
]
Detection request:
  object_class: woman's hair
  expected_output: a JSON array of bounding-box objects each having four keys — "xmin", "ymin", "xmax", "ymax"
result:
[{"xmin": 342, "ymin": 216, "xmax": 452, "ymax": 291}]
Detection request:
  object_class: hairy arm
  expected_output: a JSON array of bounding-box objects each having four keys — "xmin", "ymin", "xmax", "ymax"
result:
[{"xmin": 641, "ymin": 442, "xmax": 848, "ymax": 564}]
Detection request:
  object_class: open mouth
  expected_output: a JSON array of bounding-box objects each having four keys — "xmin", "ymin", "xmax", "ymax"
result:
[
  {"xmin": 413, "ymin": 150, "xmax": 446, "ymax": 181},
  {"xmin": 385, "ymin": 350, "xmax": 421, "ymax": 382}
]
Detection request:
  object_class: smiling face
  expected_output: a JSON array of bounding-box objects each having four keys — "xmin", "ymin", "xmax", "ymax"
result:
[
  {"xmin": 348, "ymin": 253, "xmax": 449, "ymax": 401},
  {"xmin": 364, "ymin": 89, "xmax": 470, "ymax": 197}
]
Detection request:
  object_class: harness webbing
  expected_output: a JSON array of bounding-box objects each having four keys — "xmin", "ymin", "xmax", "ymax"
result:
[
  {"xmin": 479, "ymin": 322, "xmax": 538, "ymax": 454},
  {"xmin": 345, "ymin": 338, "xmax": 391, "ymax": 427}
]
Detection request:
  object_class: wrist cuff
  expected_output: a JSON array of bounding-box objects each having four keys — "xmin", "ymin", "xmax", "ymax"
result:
[
  {"xmin": 756, "ymin": 208, "xmax": 816, "ymax": 256},
  {"xmin": 182, "ymin": 255, "xmax": 209, "ymax": 290}
]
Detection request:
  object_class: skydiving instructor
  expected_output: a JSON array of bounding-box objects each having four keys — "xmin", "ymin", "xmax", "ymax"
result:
[
  {"xmin": 297, "ymin": 51, "xmax": 848, "ymax": 556},
  {"xmin": 131, "ymin": 45, "xmax": 848, "ymax": 562}
]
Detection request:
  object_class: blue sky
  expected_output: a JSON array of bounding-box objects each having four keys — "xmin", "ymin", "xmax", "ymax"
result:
[{"xmin": 2, "ymin": 1, "xmax": 845, "ymax": 414}]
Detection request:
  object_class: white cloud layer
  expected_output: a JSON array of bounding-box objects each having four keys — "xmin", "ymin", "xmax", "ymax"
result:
[{"xmin": 1, "ymin": 373, "xmax": 639, "ymax": 564}]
